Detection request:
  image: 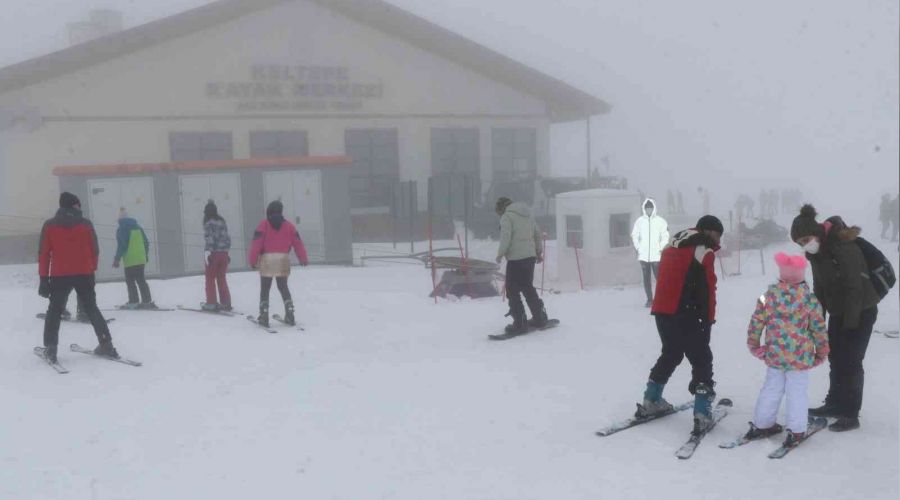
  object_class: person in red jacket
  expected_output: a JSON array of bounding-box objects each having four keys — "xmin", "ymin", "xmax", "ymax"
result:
[
  {"xmin": 38, "ymin": 192, "xmax": 118, "ymax": 363},
  {"xmin": 247, "ymin": 201, "xmax": 309, "ymax": 327},
  {"xmin": 634, "ymin": 215, "xmax": 723, "ymax": 433}
]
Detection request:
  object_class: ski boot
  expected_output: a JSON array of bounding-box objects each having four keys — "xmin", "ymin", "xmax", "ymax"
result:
[
  {"xmin": 201, "ymin": 303, "xmax": 220, "ymax": 312},
  {"xmin": 692, "ymin": 383, "xmax": 716, "ymax": 434},
  {"xmin": 808, "ymin": 400, "xmax": 840, "ymax": 418},
  {"xmin": 93, "ymin": 340, "xmax": 119, "ymax": 359},
  {"xmin": 43, "ymin": 345, "xmax": 58, "ymax": 364},
  {"xmin": 828, "ymin": 416, "xmax": 860, "ymax": 432},
  {"xmin": 139, "ymin": 302, "xmax": 159, "ymax": 310},
  {"xmin": 527, "ymin": 300, "xmax": 548, "ymax": 328},
  {"xmin": 782, "ymin": 430, "xmax": 805, "ymax": 448},
  {"xmin": 257, "ymin": 300, "xmax": 270, "ymax": 328},
  {"xmin": 504, "ymin": 302, "xmax": 528, "ymax": 335},
  {"xmin": 743, "ymin": 422, "xmax": 783, "ymax": 440},
  {"xmin": 120, "ymin": 302, "xmax": 140, "ymax": 310},
  {"xmin": 635, "ymin": 380, "xmax": 674, "ymax": 418},
  {"xmin": 283, "ymin": 299, "xmax": 296, "ymax": 326},
  {"xmin": 75, "ymin": 310, "xmax": 90, "ymax": 323},
  {"xmin": 60, "ymin": 309, "xmax": 72, "ymax": 321}
]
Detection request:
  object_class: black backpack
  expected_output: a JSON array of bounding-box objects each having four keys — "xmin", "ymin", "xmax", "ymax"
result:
[{"xmin": 855, "ymin": 237, "xmax": 896, "ymax": 301}]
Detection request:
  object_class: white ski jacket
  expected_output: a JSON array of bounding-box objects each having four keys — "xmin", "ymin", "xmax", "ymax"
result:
[{"xmin": 631, "ymin": 198, "xmax": 669, "ymax": 263}]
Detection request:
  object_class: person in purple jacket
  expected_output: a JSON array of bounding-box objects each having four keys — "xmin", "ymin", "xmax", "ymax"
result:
[{"xmin": 248, "ymin": 201, "xmax": 308, "ymax": 327}]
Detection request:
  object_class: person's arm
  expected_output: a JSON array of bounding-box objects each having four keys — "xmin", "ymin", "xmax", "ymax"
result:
[
  {"xmin": 292, "ymin": 228, "xmax": 309, "ymax": 266},
  {"xmin": 697, "ymin": 246, "xmax": 718, "ymax": 324},
  {"xmin": 747, "ymin": 292, "xmax": 768, "ymax": 358},
  {"xmin": 38, "ymin": 221, "xmax": 51, "ymax": 278},
  {"xmin": 533, "ymin": 221, "xmax": 542, "ymax": 260},
  {"xmin": 808, "ymin": 294, "xmax": 829, "ymax": 365},
  {"xmin": 204, "ymin": 221, "xmax": 214, "ymax": 252},
  {"xmin": 248, "ymin": 221, "xmax": 265, "ymax": 268},
  {"xmin": 631, "ymin": 219, "xmax": 642, "ymax": 251},
  {"xmin": 834, "ymin": 243, "xmax": 865, "ymax": 329},
  {"xmin": 114, "ymin": 225, "xmax": 128, "ymax": 262},
  {"xmin": 141, "ymin": 227, "xmax": 150, "ymax": 262},
  {"xmin": 496, "ymin": 214, "xmax": 512, "ymax": 261}
]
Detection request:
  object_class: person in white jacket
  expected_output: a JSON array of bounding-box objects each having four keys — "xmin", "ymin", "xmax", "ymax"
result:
[{"xmin": 631, "ymin": 198, "xmax": 670, "ymax": 307}]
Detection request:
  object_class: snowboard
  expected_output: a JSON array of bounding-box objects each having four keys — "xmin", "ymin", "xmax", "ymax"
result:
[
  {"xmin": 35, "ymin": 313, "xmax": 114, "ymax": 324},
  {"xmin": 767, "ymin": 416, "xmax": 828, "ymax": 459},
  {"xmin": 595, "ymin": 401, "xmax": 694, "ymax": 437},
  {"xmin": 33, "ymin": 347, "xmax": 69, "ymax": 374},
  {"xmin": 675, "ymin": 398, "xmax": 733, "ymax": 459},
  {"xmin": 69, "ymin": 343, "xmax": 142, "ymax": 366},
  {"xmin": 488, "ymin": 319, "xmax": 560, "ymax": 341}
]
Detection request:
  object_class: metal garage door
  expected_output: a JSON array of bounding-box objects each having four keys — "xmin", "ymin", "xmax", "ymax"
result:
[
  {"xmin": 179, "ymin": 173, "xmax": 245, "ymax": 273},
  {"xmin": 263, "ymin": 170, "xmax": 325, "ymax": 263}
]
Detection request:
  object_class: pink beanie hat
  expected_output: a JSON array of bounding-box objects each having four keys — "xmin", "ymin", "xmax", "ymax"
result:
[{"xmin": 774, "ymin": 252, "xmax": 807, "ymax": 284}]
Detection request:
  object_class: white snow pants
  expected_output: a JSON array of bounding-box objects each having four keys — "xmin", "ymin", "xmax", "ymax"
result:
[{"xmin": 753, "ymin": 366, "xmax": 809, "ymax": 434}]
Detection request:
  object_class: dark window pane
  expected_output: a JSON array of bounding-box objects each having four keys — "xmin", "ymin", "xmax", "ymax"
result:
[{"xmin": 609, "ymin": 213, "xmax": 631, "ymax": 248}]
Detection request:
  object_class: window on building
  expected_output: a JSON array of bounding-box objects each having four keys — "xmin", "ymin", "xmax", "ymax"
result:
[
  {"xmin": 250, "ymin": 131, "xmax": 309, "ymax": 158},
  {"xmin": 566, "ymin": 215, "xmax": 583, "ymax": 249},
  {"xmin": 169, "ymin": 132, "xmax": 232, "ymax": 162},
  {"xmin": 609, "ymin": 213, "xmax": 631, "ymax": 248},
  {"xmin": 431, "ymin": 128, "xmax": 479, "ymax": 176},
  {"xmin": 492, "ymin": 128, "xmax": 537, "ymax": 182},
  {"xmin": 345, "ymin": 128, "xmax": 399, "ymax": 209}
]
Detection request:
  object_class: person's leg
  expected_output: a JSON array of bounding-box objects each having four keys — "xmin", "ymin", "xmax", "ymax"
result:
[
  {"xmin": 135, "ymin": 265, "xmax": 152, "ymax": 304},
  {"xmin": 505, "ymin": 259, "xmax": 527, "ymax": 331},
  {"xmin": 124, "ymin": 266, "xmax": 139, "ymax": 304},
  {"xmin": 217, "ymin": 253, "xmax": 231, "ymax": 309},
  {"xmin": 683, "ymin": 315, "xmax": 715, "ymax": 394},
  {"xmin": 753, "ymin": 367, "xmax": 786, "ymax": 430},
  {"xmin": 648, "ymin": 314, "xmax": 686, "ymax": 386},
  {"xmin": 258, "ymin": 276, "xmax": 273, "ymax": 325},
  {"xmin": 519, "ymin": 257, "xmax": 545, "ymax": 323},
  {"xmin": 72, "ymin": 274, "xmax": 113, "ymax": 347},
  {"xmin": 813, "ymin": 315, "xmax": 842, "ymax": 414},
  {"xmin": 839, "ymin": 307, "xmax": 877, "ymax": 419},
  {"xmin": 640, "ymin": 261, "xmax": 652, "ymax": 304},
  {"xmin": 275, "ymin": 276, "xmax": 292, "ymax": 302},
  {"xmin": 43, "ymin": 276, "xmax": 74, "ymax": 357},
  {"xmin": 784, "ymin": 369, "xmax": 810, "ymax": 434},
  {"xmin": 205, "ymin": 255, "xmax": 218, "ymax": 305}
]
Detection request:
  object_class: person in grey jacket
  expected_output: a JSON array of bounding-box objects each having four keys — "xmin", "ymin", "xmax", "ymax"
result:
[{"xmin": 495, "ymin": 197, "xmax": 548, "ymax": 334}]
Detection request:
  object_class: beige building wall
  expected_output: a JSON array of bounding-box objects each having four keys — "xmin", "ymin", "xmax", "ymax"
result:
[{"xmin": 0, "ymin": 0, "xmax": 551, "ymax": 235}]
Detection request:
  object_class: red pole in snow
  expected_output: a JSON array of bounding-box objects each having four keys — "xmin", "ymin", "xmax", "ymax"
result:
[
  {"xmin": 540, "ymin": 232, "xmax": 547, "ymax": 296},
  {"xmin": 574, "ymin": 247, "xmax": 585, "ymax": 291}
]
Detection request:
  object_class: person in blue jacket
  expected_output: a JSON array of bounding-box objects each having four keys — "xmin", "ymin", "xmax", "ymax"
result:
[{"xmin": 113, "ymin": 208, "xmax": 155, "ymax": 309}]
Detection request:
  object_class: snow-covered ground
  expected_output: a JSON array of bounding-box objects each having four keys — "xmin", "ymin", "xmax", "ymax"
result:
[{"xmin": 1, "ymin": 235, "xmax": 897, "ymax": 500}]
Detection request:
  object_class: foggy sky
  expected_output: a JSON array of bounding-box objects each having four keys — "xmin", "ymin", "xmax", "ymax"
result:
[{"xmin": 1, "ymin": 0, "xmax": 897, "ymax": 221}]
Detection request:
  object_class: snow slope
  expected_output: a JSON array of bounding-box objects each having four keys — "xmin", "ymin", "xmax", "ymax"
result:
[{"xmin": 1, "ymin": 238, "xmax": 897, "ymax": 500}]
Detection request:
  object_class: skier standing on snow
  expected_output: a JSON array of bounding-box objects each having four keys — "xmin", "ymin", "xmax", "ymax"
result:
[
  {"xmin": 495, "ymin": 197, "xmax": 548, "ymax": 334},
  {"xmin": 635, "ymin": 215, "xmax": 723, "ymax": 433},
  {"xmin": 630, "ymin": 198, "xmax": 669, "ymax": 307},
  {"xmin": 248, "ymin": 201, "xmax": 308, "ymax": 327},
  {"xmin": 38, "ymin": 192, "xmax": 118, "ymax": 362},
  {"xmin": 790, "ymin": 204, "xmax": 879, "ymax": 431},
  {"xmin": 113, "ymin": 208, "xmax": 155, "ymax": 309},
  {"xmin": 744, "ymin": 252, "xmax": 829, "ymax": 447},
  {"xmin": 202, "ymin": 200, "xmax": 232, "ymax": 312}
]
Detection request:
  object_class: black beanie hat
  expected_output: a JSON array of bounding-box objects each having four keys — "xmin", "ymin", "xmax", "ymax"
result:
[
  {"xmin": 266, "ymin": 200, "xmax": 284, "ymax": 216},
  {"xmin": 696, "ymin": 215, "xmax": 724, "ymax": 234},
  {"xmin": 790, "ymin": 204, "xmax": 824, "ymax": 242},
  {"xmin": 204, "ymin": 200, "xmax": 218, "ymax": 217},
  {"xmin": 59, "ymin": 192, "xmax": 80, "ymax": 209}
]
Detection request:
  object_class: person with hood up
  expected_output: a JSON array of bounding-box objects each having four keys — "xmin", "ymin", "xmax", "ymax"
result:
[
  {"xmin": 202, "ymin": 200, "xmax": 232, "ymax": 312},
  {"xmin": 38, "ymin": 192, "xmax": 118, "ymax": 363},
  {"xmin": 113, "ymin": 208, "xmax": 155, "ymax": 309},
  {"xmin": 631, "ymin": 198, "xmax": 670, "ymax": 307},
  {"xmin": 790, "ymin": 204, "xmax": 879, "ymax": 432},
  {"xmin": 495, "ymin": 197, "xmax": 548, "ymax": 335},
  {"xmin": 248, "ymin": 200, "xmax": 308, "ymax": 327},
  {"xmin": 634, "ymin": 215, "xmax": 723, "ymax": 434}
]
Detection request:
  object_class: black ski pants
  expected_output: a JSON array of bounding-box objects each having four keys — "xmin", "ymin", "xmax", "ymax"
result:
[
  {"xmin": 648, "ymin": 311, "xmax": 714, "ymax": 395},
  {"xmin": 823, "ymin": 306, "xmax": 877, "ymax": 418},
  {"xmin": 640, "ymin": 261, "xmax": 660, "ymax": 302},
  {"xmin": 260, "ymin": 276, "xmax": 291, "ymax": 303},
  {"xmin": 124, "ymin": 264, "xmax": 152, "ymax": 304},
  {"xmin": 505, "ymin": 257, "xmax": 542, "ymax": 320},
  {"xmin": 43, "ymin": 274, "xmax": 112, "ymax": 348}
]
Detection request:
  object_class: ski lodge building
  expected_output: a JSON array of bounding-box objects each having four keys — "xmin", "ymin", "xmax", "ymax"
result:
[{"xmin": 0, "ymin": 0, "xmax": 608, "ymax": 277}]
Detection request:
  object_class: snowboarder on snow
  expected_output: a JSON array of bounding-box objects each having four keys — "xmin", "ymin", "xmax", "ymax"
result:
[
  {"xmin": 630, "ymin": 198, "xmax": 669, "ymax": 307},
  {"xmin": 113, "ymin": 208, "xmax": 155, "ymax": 309},
  {"xmin": 744, "ymin": 252, "xmax": 829, "ymax": 447},
  {"xmin": 202, "ymin": 200, "xmax": 232, "ymax": 312},
  {"xmin": 495, "ymin": 197, "xmax": 548, "ymax": 334},
  {"xmin": 248, "ymin": 200, "xmax": 308, "ymax": 327},
  {"xmin": 635, "ymin": 215, "xmax": 723, "ymax": 433},
  {"xmin": 791, "ymin": 205, "xmax": 879, "ymax": 432},
  {"xmin": 38, "ymin": 192, "xmax": 118, "ymax": 362}
]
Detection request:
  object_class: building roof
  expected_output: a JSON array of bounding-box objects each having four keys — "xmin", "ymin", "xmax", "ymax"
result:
[
  {"xmin": 53, "ymin": 156, "xmax": 352, "ymax": 176},
  {"xmin": 556, "ymin": 188, "xmax": 641, "ymax": 199},
  {"xmin": 0, "ymin": 0, "xmax": 609, "ymax": 122}
]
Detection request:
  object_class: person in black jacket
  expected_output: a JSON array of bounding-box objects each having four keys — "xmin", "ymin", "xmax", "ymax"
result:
[{"xmin": 791, "ymin": 204, "xmax": 879, "ymax": 432}]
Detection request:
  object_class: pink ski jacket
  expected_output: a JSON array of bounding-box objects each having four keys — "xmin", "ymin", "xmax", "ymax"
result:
[{"xmin": 248, "ymin": 218, "xmax": 309, "ymax": 267}]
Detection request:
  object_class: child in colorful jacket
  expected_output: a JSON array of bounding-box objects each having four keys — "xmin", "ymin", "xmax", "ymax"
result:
[
  {"xmin": 744, "ymin": 252, "xmax": 829, "ymax": 447},
  {"xmin": 113, "ymin": 208, "xmax": 155, "ymax": 309},
  {"xmin": 248, "ymin": 200, "xmax": 308, "ymax": 327}
]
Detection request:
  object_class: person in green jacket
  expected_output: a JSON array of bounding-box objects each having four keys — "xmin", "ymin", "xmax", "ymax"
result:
[
  {"xmin": 113, "ymin": 208, "xmax": 155, "ymax": 309},
  {"xmin": 495, "ymin": 197, "xmax": 548, "ymax": 334}
]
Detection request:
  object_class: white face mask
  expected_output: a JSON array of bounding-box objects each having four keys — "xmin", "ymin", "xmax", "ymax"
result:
[{"xmin": 802, "ymin": 240, "xmax": 820, "ymax": 254}]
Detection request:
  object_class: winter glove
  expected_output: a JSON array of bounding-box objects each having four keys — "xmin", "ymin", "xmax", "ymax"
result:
[
  {"xmin": 38, "ymin": 277, "xmax": 51, "ymax": 298},
  {"xmin": 113, "ymin": 258, "xmax": 120, "ymax": 269},
  {"xmin": 204, "ymin": 251, "xmax": 212, "ymax": 265},
  {"xmin": 751, "ymin": 345, "xmax": 768, "ymax": 360},
  {"xmin": 813, "ymin": 353, "xmax": 827, "ymax": 367},
  {"xmin": 536, "ymin": 254, "xmax": 543, "ymax": 264}
]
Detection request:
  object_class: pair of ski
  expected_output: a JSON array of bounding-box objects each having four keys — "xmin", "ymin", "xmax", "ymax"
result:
[
  {"xmin": 35, "ymin": 313, "xmax": 114, "ymax": 324},
  {"xmin": 595, "ymin": 400, "xmax": 732, "ymax": 459},
  {"xmin": 246, "ymin": 314, "xmax": 305, "ymax": 334},
  {"xmin": 34, "ymin": 343, "xmax": 142, "ymax": 374},
  {"xmin": 596, "ymin": 400, "xmax": 822, "ymax": 458}
]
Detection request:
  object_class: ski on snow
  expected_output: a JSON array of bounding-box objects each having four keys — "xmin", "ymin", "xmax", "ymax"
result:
[
  {"xmin": 33, "ymin": 347, "xmax": 69, "ymax": 374},
  {"xmin": 69, "ymin": 343, "xmax": 142, "ymax": 366},
  {"xmin": 488, "ymin": 319, "xmax": 560, "ymax": 341},
  {"xmin": 767, "ymin": 416, "xmax": 827, "ymax": 459},
  {"xmin": 176, "ymin": 305, "xmax": 239, "ymax": 317},
  {"xmin": 675, "ymin": 399, "xmax": 733, "ymax": 459},
  {"xmin": 35, "ymin": 313, "xmax": 115, "ymax": 324},
  {"xmin": 272, "ymin": 314, "xmax": 305, "ymax": 331},
  {"xmin": 109, "ymin": 305, "xmax": 175, "ymax": 312},
  {"xmin": 595, "ymin": 401, "xmax": 693, "ymax": 437},
  {"xmin": 246, "ymin": 315, "xmax": 278, "ymax": 334}
]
